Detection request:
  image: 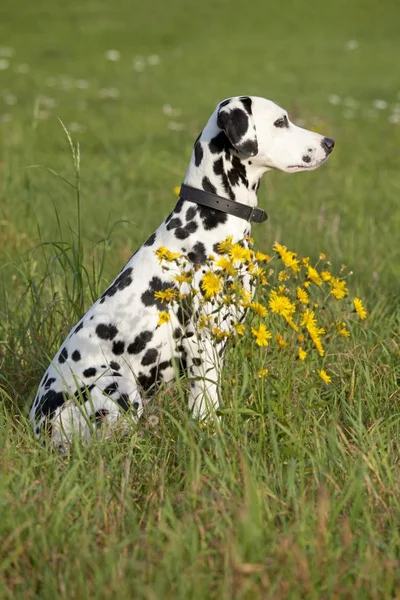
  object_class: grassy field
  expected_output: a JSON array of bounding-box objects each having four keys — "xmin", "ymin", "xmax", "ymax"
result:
[{"xmin": 1, "ymin": 0, "xmax": 400, "ymax": 597}]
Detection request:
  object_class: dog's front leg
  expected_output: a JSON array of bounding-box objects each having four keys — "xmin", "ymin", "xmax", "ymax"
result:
[{"xmin": 186, "ymin": 338, "xmax": 222, "ymax": 421}]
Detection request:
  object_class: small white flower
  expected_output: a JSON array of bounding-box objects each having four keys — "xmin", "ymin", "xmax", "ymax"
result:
[
  {"xmin": 388, "ymin": 113, "xmax": 400, "ymax": 124},
  {"xmin": 99, "ymin": 87, "xmax": 120, "ymax": 99},
  {"xmin": 345, "ymin": 40, "xmax": 359, "ymax": 51},
  {"xmin": 46, "ymin": 76, "xmax": 57, "ymax": 87},
  {"xmin": 68, "ymin": 122, "xmax": 87, "ymax": 133},
  {"xmin": 4, "ymin": 93, "xmax": 17, "ymax": 105},
  {"xmin": 168, "ymin": 121, "xmax": 185, "ymax": 131},
  {"xmin": 0, "ymin": 59, "xmax": 10, "ymax": 71},
  {"xmin": 0, "ymin": 47, "xmax": 14, "ymax": 57},
  {"xmin": 39, "ymin": 95, "xmax": 56, "ymax": 108},
  {"xmin": 133, "ymin": 56, "xmax": 145, "ymax": 72},
  {"xmin": 343, "ymin": 109, "xmax": 355, "ymax": 120},
  {"xmin": 372, "ymin": 99, "xmax": 387, "ymax": 110},
  {"xmin": 147, "ymin": 415, "xmax": 159, "ymax": 428},
  {"xmin": 75, "ymin": 79, "xmax": 89, "ymax": 89},
  {"xmin": 147, "ymin": 55, "xmax": 160, "ymax": 66},
  {"xmin": 15, "ymin": 63, "xmax": 30, "ymax": 74},
  {"xmin": 36, "ymin": 109, "xmax": 51, "ymax": 120},
  {"xmin": 343, "ymin": 97, "xmax": 358, "ymax": 109},
  {"xmin": 162, "ymin": 104, "xmax": 182, "ymax": 117},
  {"xmin": 328, "ymin": 94, "xmax": 341, "ymax": 105},
  {"xmin": 0, "ymin": 113, "xmax": 12, "ymax": 122},
  {"xmin": 105, "ymin": 49, "xmax": 120, "ymax": 61}
]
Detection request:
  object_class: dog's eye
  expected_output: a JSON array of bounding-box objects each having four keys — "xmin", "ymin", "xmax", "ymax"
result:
[{"xmin": 274, "ymin": 115, "xmax": 289, "ymax": 128}]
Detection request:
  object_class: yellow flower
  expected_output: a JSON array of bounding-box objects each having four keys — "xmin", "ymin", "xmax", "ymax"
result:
[
  {"xmin": 234, "ymin": 323, "xmax": 245, "ymax": 336},
  {"xmin": 298, "ymin": 347, "xmax": 307, "ymax": 361},
  {"xmin": 302, "ymin": 257, "xmax": 310, "ymax": 267},
  {"xmin": 269, "ymin": 290, "xmax": 296, "ymax": 319},
  {"xmin": 201, "ymin": 271, "xmax": 222, "ymax": 298},
  {"xmin": 307, "ymin": 265, "xmax": 322, "ymax": 286},
  {"xmin": 300, "ymin": 309, "xmax": 325, "ymax": 356},
  {"xmin": 321, "ymin": 270, "xmax": 333, "ymax": 282},
  {"xmin": 330, "ymin": 277, "xmax": 348, "ymax": 299},
  {"xmin": 303, "ymin": 281, "xmax": 311, "ymax": 288},
  {"xmin": 229, "ymin": 243, "xmax": 251, "ymax": 263},
  {"xmin": 157, "ymin": 311, "xmax": 170, "ymax": 326},
  {"xmin": 354, "ymin": 297, "xmax": 367, "ymax": 320},
  {"xmin": 251, "ymin": 323, "xmax": 272, "ymax": 347},
  {"xmin": 250, "ymin": 302, "xmax": 268, "ymax": 317},
  {"xmin": 240, "ymin": 289, "xmax": 252, "ymax": 308},
  {"xmin": 278, "ymin": 270, "xmax": 290, "ymax": 282},
  {"xmin": 217, "ymin": 235, "xmax": 233, "ymax": 253},
  {"xmin": 319, "ymin": 252, "xmax": 327, "ymax": 260},
  {"xmin": 276, "ymin": 333, "xmax": 288, "ymax": 349},
  {"xmin": 274, "ymin": 243, "xmax": 300, "ymax": 273},
  {"xmin": 173, "ymin": 186, "xmax": 181, "ymax": 196},
  {"xmin": 337, "ymin": 322, "xmax": 350, "ymax": 337},
  {"xmin": 154, "ymin": 288, "xmax": 177, "ymax": 303},
  {"xmin": 216, "ymin": 256, "xmax": 236, "ymax": 276},
  {"xmin": 154, "ymin": 246, "xmax": 182, "ymax": 262},
  {"xmin": 208, "ymin": 254, "xmax": 215, "ymax": 261},
  {"xmin": 296, "ymin": 287, "xmax": 309, "ymax": 305},
  {"xmin": 297, "ymin": 333, "xmax": 305, "ymax": 343},
  {"xmin": 258, "ymin": 368, "xmax": 269, "ymax": 378},
  {"xmin": 213, "ymin": 327, "xmax": 231, "ymax": 341},
  {"xmin": 174, "ymin": 271, "xmax": 193, "ymax": 284},
  {"xmin": 255, "ymin": 251, "xmax": 271, "ymax": 263},
  {"xmin": 199, "ymin": 314, "xmax": 211, "ymax": 329},
  {"xmin": 319, "ymin": 369, "xmax": 331, "ymax": 384}
]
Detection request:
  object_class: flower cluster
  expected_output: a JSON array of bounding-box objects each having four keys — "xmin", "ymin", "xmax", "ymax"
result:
[{"xmin": 153, "ymin": 238, "xmax": 367, "ymax": 387}]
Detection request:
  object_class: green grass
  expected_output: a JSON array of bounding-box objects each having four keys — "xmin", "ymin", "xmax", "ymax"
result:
[{"xmin": 1, "ymin": 0, "xmax": 400, "ymax": 597}]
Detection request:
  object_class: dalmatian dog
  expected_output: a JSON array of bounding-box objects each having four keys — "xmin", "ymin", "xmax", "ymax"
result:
[{"xmin": 29, "ymin": 95, "xmax": 334, "ymax": 448}]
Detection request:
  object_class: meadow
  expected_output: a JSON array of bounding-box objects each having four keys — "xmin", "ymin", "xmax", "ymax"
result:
[{"xmin": 0, "ymin": 0, "xmax": 400, "ymax": 597}]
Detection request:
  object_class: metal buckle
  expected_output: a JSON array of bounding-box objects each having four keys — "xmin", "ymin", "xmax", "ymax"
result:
[{"xmin": 247, "ymin": 206, "xmax": 255, "ymax": 222}]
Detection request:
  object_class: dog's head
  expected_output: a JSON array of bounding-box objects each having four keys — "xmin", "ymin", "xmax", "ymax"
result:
[{"xmin": 215, "ymin": 96, "xmax": 334, "ymax": 172}]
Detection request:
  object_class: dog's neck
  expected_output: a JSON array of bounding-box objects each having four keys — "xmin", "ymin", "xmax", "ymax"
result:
[{"xmin": 183, "ymin": 126, "xmax": 268, "ymax": 209}]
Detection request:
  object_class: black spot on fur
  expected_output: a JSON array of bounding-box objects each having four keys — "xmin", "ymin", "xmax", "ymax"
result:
[
  {"xmin": 103, "ymin": 382, "xmax": 119, "ymax": 396},
  {"xmin": 218, "ymin": 107, "xmax": 249, "ymax": 144},
  {"xmin": 274, "ymin": 115, "xmax": 289, "ymax": 129},
  {"xmin": 213, "ymin": 157, "xmax": 235, "ymax": 200},
  {"xmin": 202, "ymin": 176, "xmax": 216, "ymax": 194},
  {"xmin": 159, "ymin": 359, "xmax": 172, "ymax": 371},
  {"xmin": 209, "ymin": 131, "xmax": 232, "ymax": 156},
  {"xmin": 137, "ymin": 367, "xmax": 158, "ymax": 393},
  {"xmin": 117, "ymin": 393, "xmax": 130, "ymax": 412},
  {"xmin": 96, "ymin": 323, "xmax": 118, "ymax": 341},
  {"xmin": 173, "ymin": 327, "xmax": 182, "ymax": 339},
  {"xmin": 141, "ymin": 348, "xmax": 159, "ymax": 366},
  {"xmin": 72, "ymin": 350, "xmax": 81, "ymax": 362},
  {"xmin": 239, "ymin": 96, "xmax": 252, "ymax": 114},
  {"xmin": 192, "ymin": 357, "xmax": 202, "ymax": 366},
  {"xmin": 38, "ymin": 389, "xmax": 66, "ymax": 416},
  {"xmin": 144, "ymin": 232, "xmax": 156, "ymax": 246},
  {"xmin": 112, "ymin": 340, "xmax": 125, "ymax": 355},
  {"xmin": 176, "ymin": 296, "xmax": 193, "ymax": 327},
  {"xmin": 188, "ymin": 241, "xmax": 207, "ymax": 264},
  {"xmin": 302, "ymin": 155, "xmax": 311, "ymax": 163},
  {"xmin": 173, "ymin": 199, "xmax": 184, "ymax": 214},
  {"xmin": 83, "ymin": 367, "xmax": 97, "ymax": 378},
  {"xmin": 58, "ymin": 347, "xmax": 68, "ymax": 364},
  {"xmin": 92, "ymin": 409, "xmax": 109, "ymax": 424},
  {"xmin": 167, "ymin": 217, "xmax": 183, "ymax": 231},
  {"xmin": 141, "ymin": 277, "xmax": 176, "ymax": 310},
  {"xmin": 197, "ymin": 204, "xmax": 227, "ymax": 230},
  {"xmin": 228, "ymin": 156, "xmax": 248, "ymax": 188},
  {"xmin": 74, "ymin": 384, "xmax": 95, "ymax": 404},
  {"xmin": 127, "ymin": 331, "xmax": 153, "ymax": 354},
  {"xmin": 174, "ymin": 220, "xmax": 198, "ymax": 240},
  {"xmin": 44, "ymin": 377, "xmax": 56, "ymax": 390},
  {"xmin": 74, "ymin": 322, "xmax": 83, "ymax": 335},
  {"xmin": 237, "ymin": 139, "xmax": 258, "ymax": 157},
  {"xmin": 194, "ymin": 140, "xmax": 204, "ymax": 166},
  {"xmin": 110, "ymin": 361, "xmax": 120, "ymax": 371},
  {"xmin": 101, "ymin": 268, "xmax": 133, "ymax": 301},
  {"xmin": 186, "ymin": 206, "xmax": 197, "ymax": 221}
]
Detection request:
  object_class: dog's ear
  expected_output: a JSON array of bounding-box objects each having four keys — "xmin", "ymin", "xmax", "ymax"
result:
[{"xmin": 217, "ymin": 96, "xmax": 258, "ymax": 157}]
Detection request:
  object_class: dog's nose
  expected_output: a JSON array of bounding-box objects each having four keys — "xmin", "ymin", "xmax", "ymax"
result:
[{"xmin": 321, "ymin": 137, "xmax": 335, "ymax": 154}]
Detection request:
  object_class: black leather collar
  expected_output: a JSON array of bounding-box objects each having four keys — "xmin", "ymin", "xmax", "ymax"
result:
[{"xmin": 179, "ymin": 184, "xmax": 268, "ymax": 224}]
